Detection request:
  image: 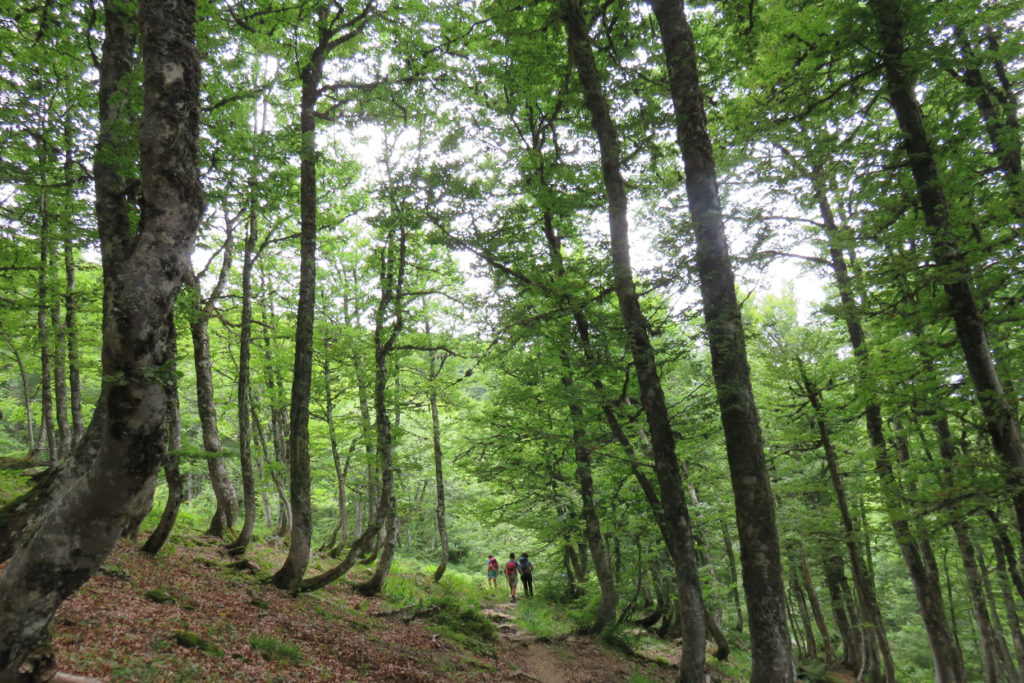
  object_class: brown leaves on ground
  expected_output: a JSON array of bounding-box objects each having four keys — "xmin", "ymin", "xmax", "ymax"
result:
[
  {"xmin": 46, "ymin": 539, "xmax": 675, "ymax": 682},
  {"xmin": 52, "ymin": 540, "xmax": 468, "ymax": 681}
]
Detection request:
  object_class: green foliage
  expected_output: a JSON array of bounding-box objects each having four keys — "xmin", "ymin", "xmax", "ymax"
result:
[
  {"xmin": 248, "ymin": 634, "xmax": 304, "ymax": 665},
  {"xmin": 427, "ymin": 595, "xmax": 497, "ymax": 643}
]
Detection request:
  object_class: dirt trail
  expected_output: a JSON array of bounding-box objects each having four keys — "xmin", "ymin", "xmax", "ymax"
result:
[{"xmin": 484, "ymin": 602, "xmax": 674, "ymax": 683}]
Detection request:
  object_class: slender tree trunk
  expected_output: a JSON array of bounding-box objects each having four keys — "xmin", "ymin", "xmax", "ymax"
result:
[
  {"xmin": 567, "ymin": 393, "xmax": 618, "ymax": 630},
  {"xmin": 801, "ymin": 556, "xmax": 834, "ymax": 664},
  {"xmin": 953, "ymin": 528, "xmax": 1007, "ymax": 683},
  {"xmin": 992, "ymin": 533, "xmax": 1024, "ymax": 674},
  {"xmin": 822, "ymin": 551, "xmax": 859, "ymax": 672},
  {"xmin": 37, "ymin": 188, "xmax": 56, "ymax": 468},
  {"xmin": 646, "ymin": 1, "xmax": 794, "ymax": 678},
  {"xmin": 0, "ymin": 0, "xmax": 201, "ymax": 671},
  {"xmin": 271, "ymin": 0, "xmax": 371, "ymax": 593},
  {"xmin": 143, "ymin": 332, "xmax": 184, "ymax": 555},
  {"xmin": 790, "ymin": 562, "xmax": 817, "ymax": 659},
  {"xmin": 229, "ymin": 208, "xmax": 258, "ymax": 554},
  {"xmin": 977, "ymin": 547, "xmax": 1020, "ymax": 682},
  {"xmin": 954, "ymin": 28, "xmax": 1022, "ymax": 184},
  {"xmin": 559, "ymin": 2, "xmax": 705, "ymax": 678},
  {"xmin": 721, "ymin": 522, "xmax": 743, "ymax": 632},
  {"xmin": 815, "ymin": 167, "xmax": 958, "ymax": 682},
  {"xmin": 50, "ymin": 238, "xmax": 70, "ymax": 462},
  {"xmin": 8, "ymin": 344, "xmax": 36, "ymax": 456},
  {"xmin": 801, "ymin": 360, "xmax": 890, "ymax": 681},
  {"xmin": 62, "ymin": 119, "xmax": 84, "ymax": 448},
  {"xmin": 193, "ymin": 303, "xmax": 236, "ymax": 537},
  {"xmin": 353, "ymin": 229, "xmax": 405, "ymax": 596},
  {"xmin": 323, "ymin": 358, "xmax": 351, "ymax": 555},
  {"xmin": 270, "ymin": 63, "xmax": 319, "ymax": 591},
  {"xmin": 429, "ymin": 345, "xmax": 451, "ymax": 583}
]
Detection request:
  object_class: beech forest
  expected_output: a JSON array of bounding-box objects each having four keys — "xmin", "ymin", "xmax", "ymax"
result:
[{"xmin": 0, "ymin": 0, "xmax": 1022, "ymax": 681}]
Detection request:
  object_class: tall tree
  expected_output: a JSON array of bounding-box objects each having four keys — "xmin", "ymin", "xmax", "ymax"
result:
[
  {"xmin": 270, "ymin": 0, "xmax": 374, "ymax": 593},
  {"xmin": 560, "ymin": 0, "xmax": 707, "ymax": 677},
  {"xmin": 0, "ymin": 0, "xmax": 203, "ymax": 673},
  {"xmin": 868, "ymin": 0, "xmax": 1024, "ymax": 561},
  {"xmin": 644, "ymin": 1, "xmax": 795, "ymax": 678}
]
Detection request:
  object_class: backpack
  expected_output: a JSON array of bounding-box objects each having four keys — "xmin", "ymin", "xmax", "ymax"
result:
[
  {"xmin": 518, "ymin": 558, "xmax": 532, "ymax": 575},
  {"xmin": 487, "ymin": 557, "xmax": 498, "ymax": 571},
  {"xmin": 505, "ymin": 560, "xmax": 518, "ymax": 576}
]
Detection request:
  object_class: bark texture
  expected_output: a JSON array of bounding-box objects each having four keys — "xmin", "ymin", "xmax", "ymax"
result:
[
  {"xmin": 647, "ymin": 0, "xmax": 793, "ymax": 679},
  {"xmin": 270, "ymin": 57, "xmax": 322, "ymax": 591},
  {"xmin": 560, "ymin": 0, "xmax": 705, "ymax": 678},
  {"xmin": 229, "ymin": 212, "xmax": 258, "ymax": 553},
  {"xmin": 0, "ymin": 0, "xmax": 202, "ymax": 673}
]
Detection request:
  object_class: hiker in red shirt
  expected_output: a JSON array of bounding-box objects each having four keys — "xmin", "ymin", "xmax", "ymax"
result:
[
  {"xmin": 504, "ymin": 553, "xmax": 521, "ymax": 602},
  {"xmin": 486, "ymin": 554, "xmax": 499, "ymax": 590}
]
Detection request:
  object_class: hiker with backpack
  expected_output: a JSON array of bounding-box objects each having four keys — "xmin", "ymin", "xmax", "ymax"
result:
[
  {"xmin": 504, "ymin": 553, "xmax": 520, "ymax": 602},
  {"xmin": 518, "ymin": 552, "xmax": 534, "ymax": 598},
  {"xmin": 486, "ymin": 554, "xmax": 499, "ymax": 590}
]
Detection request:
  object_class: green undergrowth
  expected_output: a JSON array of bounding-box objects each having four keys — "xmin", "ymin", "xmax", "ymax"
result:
[
  {"xmin": 249, "ymin": 634, "xmax": 304, "ymax": 665},
  {"xmin": 511, "ymin": 598, "xmax": 572, "ymax": 639},
  {"xmin": 379, "ymin": 556, "xmax": 498, "ymax": 655}
]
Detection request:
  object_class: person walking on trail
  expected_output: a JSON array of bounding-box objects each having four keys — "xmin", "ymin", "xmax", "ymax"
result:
[
  {"xmin": 518, "ymin": 552, "xmax": 534, "ymax": 598},
  {"xmin": 504, "ymin": 552, "xmax": 520, "ymax": 602},
  {"xmin": 486, "ymin": 554, "xmax": 499, "ymax": 590}
]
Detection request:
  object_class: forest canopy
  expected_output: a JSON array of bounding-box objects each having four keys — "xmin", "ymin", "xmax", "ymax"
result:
[{"xmin": 0, "ymin": 0, "xmax": 1023, "ymax": 681}]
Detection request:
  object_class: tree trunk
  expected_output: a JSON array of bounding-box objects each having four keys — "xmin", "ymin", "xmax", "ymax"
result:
[
  {"xmin": 954, "ymin": 27, "xmax": 1022, "ymax": 184},
  {"xmin": 37, "ymin": 192, "xmax": 56, "ymax": 468},
  {"xmin": 229, "ymin": 208, "xmax": 258, "ymax": 554},
  {"xmin": 323, "ymin": 356, "xmax": 351, "ymax": 554},
  {"xmin": 870, "ymin": 0, "xmax": 1024, "ymax": 562},
  {"xmin": 992, "ymin": 532, "xmax": 1024, "ymax": 673},
  {"xmin": 270, "ymin": 0, "xmax": 371, "ymax": 593},
  {"xmin": 721, "ymin": 522, "xmax": 744, "ymax": 632},
  {"xmin": 790, "ymin": 562, "xmax": 817, "ymax": 659},
  {"xmin": 352, "ymin": 227, "xmax": 406, "ymax": 596},
  {"xmin": 801, "ymin": 358, "xmax": 890, "ymax": 681},
  {"xmin": 821, "ymin": 551, "xmax": 860, "ymax": 672},
  {"xmin": 191, "ymin": 292, "xmax": 237, "ymax": 537},
  {"xmin": 429, "ymin": 345, "xmax": 450, "ymax": 583},
  {"xmin": 815, "ymin": 167, "xmax": 959, "ymax": 682},
  {"xmin": 953, "ymin": 528, "xmax": 1004, "ymax": 683},
  {"xmin": 647, "ymin": 1, "xmax": 794, "ymax": 678},
  {"xmin": 9, "ymin": 343, "xmax": 36, "ymax": 457},
  {"xmin": 0, "ymin": 0, "xmax": 201, "ymax": 671},
  {"xmin": 62, "ymin": 119, "xmax": 84, "ymax": 448},
  {"xmin": 567, "ymin": 393, "xmax": 618, "ymax": 631},
  {"xmin": 143, "ymin": 334, "xmax": 184, "ymax": 556},
  {"xmin": 884, "ymin": 416, "xmax": 966, "ymax": 682},
  {"xmin": 270, "ymin": 62, "xmax": 321, "ymax": 591},
  {"xmin": 801, "ymin": 556, "xmax": 834, "ymax": 664},
  {"xmin": 559, "ymin": 2, "xmax": 705, "ymax": 678},
  {"xmin": 49, "ymin": 231, "xmax": 71, "ymax": 462},
  {"xmin": 978, "ymin": 543, "xmax": 1023, "ymax": 680}
]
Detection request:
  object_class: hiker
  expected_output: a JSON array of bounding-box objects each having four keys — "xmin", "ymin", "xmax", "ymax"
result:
[
  {"xmin": 504, "ymin": 552, "xmax": 520, "ymax": 602},
  {"xmin": 518, "ymin": 552, "xmax": 534, "ymax": 598},
  {"xmin": 486, "ymin": 554, "xmax": 499, "ymax": 590}
]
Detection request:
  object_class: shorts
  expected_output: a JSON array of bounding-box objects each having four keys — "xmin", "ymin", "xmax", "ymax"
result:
[
  {"xmin": 506, "ymin": 573, "xmax": 518, "ymax": 587},
  {"xmin": 487, "ymin": 570, "xmax": 498, "ymax": 578}
]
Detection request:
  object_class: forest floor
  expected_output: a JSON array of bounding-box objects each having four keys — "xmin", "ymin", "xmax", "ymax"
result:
[{"xmin": 36, "ymin": 535, "xmax": 685, "ymax": 682}]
